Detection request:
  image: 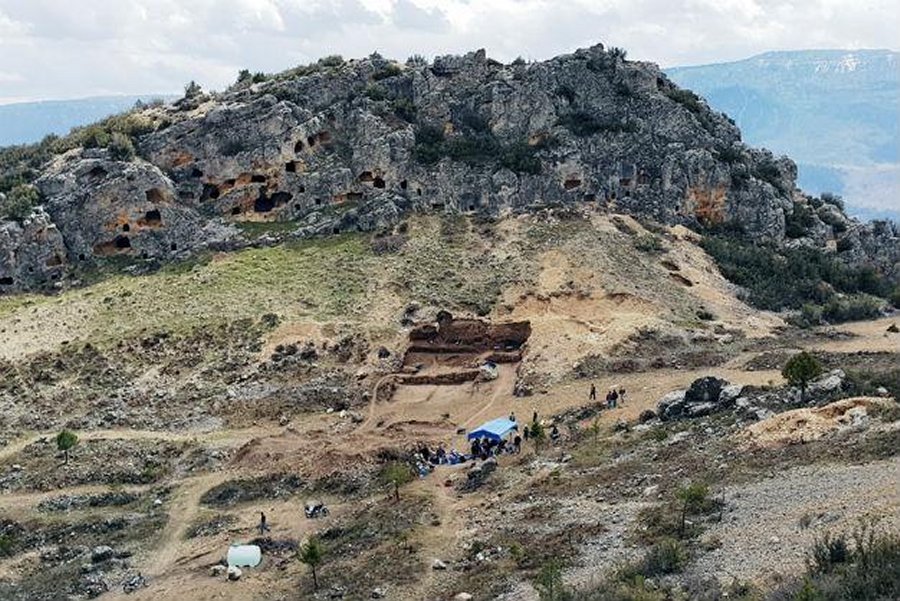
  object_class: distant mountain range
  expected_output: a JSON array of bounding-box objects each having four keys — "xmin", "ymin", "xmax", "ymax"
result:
[
  {"xmin": 667, "ymin": 49, "xmax": 899, "ymax": 221},
  {"xmin": 0, "ymin": 95, "xmax": 175, "ymax": 147}
]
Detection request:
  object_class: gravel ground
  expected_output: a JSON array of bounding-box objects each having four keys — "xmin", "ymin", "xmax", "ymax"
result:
[{"xmin": 692, "ymin": 456, "xmax": 900, "ymax": 585}]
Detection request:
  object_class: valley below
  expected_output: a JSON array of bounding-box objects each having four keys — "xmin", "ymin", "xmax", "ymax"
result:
[{"xmin": 0, "ymin": 210, "xmax": 897, "ymax": 601}]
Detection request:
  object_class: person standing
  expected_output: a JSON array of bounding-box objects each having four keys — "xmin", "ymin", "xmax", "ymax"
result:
[
  {"xmin": 589, "ymin": 383, "xmax": 597, "ymax": 401},
  {"xmin": 258, "ymin": 511, "xmax": 270, "ymax": 535}
]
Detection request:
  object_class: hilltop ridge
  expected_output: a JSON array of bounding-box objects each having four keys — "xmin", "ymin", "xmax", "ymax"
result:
[{"xmin": 3, "ymin": 44, "xmax": 896, "ymax": 295}]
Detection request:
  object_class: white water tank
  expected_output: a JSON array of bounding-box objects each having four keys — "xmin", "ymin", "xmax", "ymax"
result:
[{"xmin": 227, "ymin": 544, "xmax": 262, "ymax": 568}]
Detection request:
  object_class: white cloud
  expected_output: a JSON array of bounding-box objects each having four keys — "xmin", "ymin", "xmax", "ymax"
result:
[{"xmin": 0, "ymin": 0, "xmax": 896, "ymax": 103}]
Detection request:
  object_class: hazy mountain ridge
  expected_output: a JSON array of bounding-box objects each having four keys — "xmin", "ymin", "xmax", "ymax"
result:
[
  {"xmin": 0, "ymin": 95, "xmax": 176, "ymax": 147},
  {"xmin": 667, "ymin": 49, "xmax": 899, "ymax": 220}
]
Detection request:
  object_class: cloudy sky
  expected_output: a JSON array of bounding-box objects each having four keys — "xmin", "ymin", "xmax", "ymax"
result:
[{"xmin": 0, "ymin": 0, "xmax": 897, "ymax": 104}]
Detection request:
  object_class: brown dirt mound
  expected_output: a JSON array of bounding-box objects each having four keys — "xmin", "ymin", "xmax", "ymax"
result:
[{"xmin": 739, "ymin": 397, "xmax": 897, "ymax": 448}]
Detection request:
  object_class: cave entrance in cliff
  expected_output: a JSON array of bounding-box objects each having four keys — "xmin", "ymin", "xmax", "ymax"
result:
[
  {"xmin": 201, "ymin": 184, "xmax": 221, "ymax": 201},
  {"xmin": 564, "ymin": 178, "xmax": 582, "ymax": 190},
  {"xmin": 145, "ymin": 188, "xmax": 165, "ymax": 204},
  {"xmin": 254, "ymin": 190, "xmax": 294, "ymax": 213},
  {"xmin": 254, "ymin": 192, "xmax": 276, "ymax": 213},
  {"xmin": 87, "ymin": 166, "xmax": 107, "ymax": 182},
  {"xmin": 0, "ymin": 276, "xmax": 13, "ymax": 286},
  {"xmin": 144, "ymin": 209, "xmax": 162, "ymax": 225},
  {"xmin": 114, "ymin": 235, "xmax": 131, "ymax": 249}
]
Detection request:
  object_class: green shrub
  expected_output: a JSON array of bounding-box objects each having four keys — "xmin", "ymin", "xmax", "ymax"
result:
[
  {"xmin": 534, "ymin": 559, "xmax": 567, "ymax": 601},
  {"xmin": 609, "ymin": 47, "xmax": 628, "ymax": 61},
  {"xmin": 1, "ymin": 184, "xmax": 40, "ymax": 221},
  {"xmin": 786, "ymin": 202, "xmax": 817, "ymax": 239},
  {"xmin": 715, "ymin": 145, "xmax": 745, "ymax": 164},
  {"xmin": 820, "ymin": 192, "xmax": 845, "ymax": 211},
  {"xmin": 836, "ymin": 237, "xmax": 854, "ymax": 253},
  {"xmin": 372, "ymin": 63, "xmax": 403, "ymax": 81},
  {"xmin": 183, "ymin": 80, "xmax": 202, "ymax": 98},
  {"xmin": 318, "ymin": 55, "xmax": 344, "ymax": 67},
  {"xmin": 412, "ymin": 124, "xmax": 445, "ymax": 164},
  {"xmin": 751, "ymin": 159, "xmax": 789, "ymax": 194},
  {"xmin": 220, "ymin": 139, "xmax": 247, "ymax": 157},
  {"xmin": 809, "ymin": 532, "xmax": 850, "ymax": 574},
  {"xmin": 701, "ymin": 235, "xmax": 895, "ymax": 311},
  {"xmin": 413, "ymin": 124, "xmax": 541, "ymax": 174},
  {"xmin": 558, "ymin": 111, "xmax": 638, "ymax": 137},
  {"xmin": 820, "ymin": 294, "xmax": 882, "ymax": 323},
  {"xmin": 767, "ymin": 523, "xmax": 900, "ymax": 601},
  {"xmin": 365, "ymin": 84, "xmax": 389, "ymax": 101},
  {"xmin": 500, "ymin": 141, "xmax": 542, "ymax": 175},
  {"xmin": 782, "ymin": 351, "xmax": 823, "ymax": 401},
  {"xmin": 791, "ymin": 303, "xmax": 824, "ymax": 328},
  {"xmin": 392, "ymin": 98, "xmax": 417, "ymax": 123},
  {"xmin": 844, "ymin": 368, "xmax": 900, "ymax": 400},
  {"xmin": 0, "ymin": 533, "xmax": 16, "ymax": 557},
  {"xmin": 555, "ymin": 85, "xmax": 577, "ymax": 103},
  {"xmin": 107, "ymin": 132, "xmax": 135, "ymax": 162},
  {"xmin": 665, "ymin": 88, "xmax": 703, "ymax": 113},
  {"xmin": 622, "ymin": 538, "xmax": 688, "ymax": 579},
  {"xmin": 633, "ymin": 234, "xmax": 665, "ymax": 254}
]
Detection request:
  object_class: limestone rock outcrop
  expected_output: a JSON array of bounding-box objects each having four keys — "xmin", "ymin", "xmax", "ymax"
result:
[{"xmin": 0, "ymin": 44, "xmax": 895, "ymax": 292}]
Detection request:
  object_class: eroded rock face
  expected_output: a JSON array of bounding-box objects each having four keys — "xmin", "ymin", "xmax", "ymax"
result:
[
  {"xmin": 36, "ymin": 150, "xmax": 234, "ymax": 267},
  {"xmin": 0, "ymin": 208, "xmax": 68, "ymax": 293},
  {"xmin": 837, "ymin": 220, "xmax": 900, "ymax": 281},
  {"xmin": 0, "ymin": 44, "xmax": 892, "ymax": 291}
]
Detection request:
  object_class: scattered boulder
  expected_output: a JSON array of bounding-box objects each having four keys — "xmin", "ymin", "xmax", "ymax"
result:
[
  {"xmin": 656, "ymin": 390, "xmax": 687, "ymax": 420},
  {"xmin": 719, "ymin": 384, "xmax": 744, "ymax": 405},
  {"xmin": 210, "ymin": 564, "xmax": 227, "ymax": 577},
  {"xmin": 658, "ymin": 377, "xmax": 743, "ymax": 420},
  {"xmin": 638, "ymin": 409, "xmax": 657, "ymax": 423},
  {"xmin": 684, "ymin": 376, "xmax": 727, "ymax": 406},
  {"xmin": 807, "ymin": 369, "xmax": 846, "ymax": 396},
  {"xmin": 454, "ymin": 594, "xmax": 474, "ymax": 601},
  {"xmin": 226, "ymin": 565, "xmax": 242, "ymax": 581},
  {"xmin": 122, "ymin": 572, "xmax": 146, "ymax": 594},
  {"xmin": 371, "ymin": 586, "xmax": 387, "ymax": 598},
  {"xmin": 432, "ymin": 558, "xmax": 448, "ymax": 570},
  {"xmin": 91, "ymin": 545, "xmax": 115, "ymax": 563}
]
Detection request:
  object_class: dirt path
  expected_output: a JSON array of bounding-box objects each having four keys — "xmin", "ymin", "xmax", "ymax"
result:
[
  {"xmin": 805, "ymin": 315, "xmax": 900, "ymax": 354},
  {"xmin": 143, "ymin": 472, "xmax": 234, "ymax": 576},
  {"xmin": 0, "ymin": 427, "xmax": 269, "ymax": 464}
]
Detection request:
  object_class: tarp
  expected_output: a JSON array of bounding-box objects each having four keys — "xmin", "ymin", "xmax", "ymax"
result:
[
  {"xmin": 467, "ymin": 417, "xmax": 518, "ymax": 442},
  {"xmin": 227, "ymin": 544, "xmax": 262, "ymax": 567}
]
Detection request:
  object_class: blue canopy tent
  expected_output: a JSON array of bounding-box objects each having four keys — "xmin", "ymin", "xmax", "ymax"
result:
[{"xmin": 467, "ymin": 417, "xmax": 518, "ymax": 442}]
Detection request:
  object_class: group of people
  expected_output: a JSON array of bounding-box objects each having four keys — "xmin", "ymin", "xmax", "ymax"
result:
[
  {"xmin": 589, "ymin": 383, "xmax": 626, "ymax": 409},
  {"xmin": 469, "ymin": 433, "xmax": 522, "ymax": 460},
  {"xmin": 413, "ymin": 443, "xmax": 468, "ymax": 476}
]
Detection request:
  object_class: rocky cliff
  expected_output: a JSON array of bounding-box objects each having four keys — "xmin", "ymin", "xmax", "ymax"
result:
[{"xmin": 0, "ymin": 44, "xmax": 897, "ymax": 293}]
